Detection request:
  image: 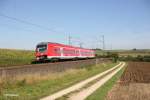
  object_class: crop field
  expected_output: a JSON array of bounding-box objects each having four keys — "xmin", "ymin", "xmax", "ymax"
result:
[
  {"xmin": 120, "ymin": 62, "xmax": 150, "ymax": 83},
  {"xmin": 106, "ymin": 62, "xmax": 150, "ymax": 100},
  {"xmin": 0, "ymin": 49, "xmax": 34, "ymax": 67}
]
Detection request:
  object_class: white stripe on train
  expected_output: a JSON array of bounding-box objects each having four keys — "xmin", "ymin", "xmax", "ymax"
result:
[{"xmin": 47, "ymin": 56, "xmax": 94, "ymax": 59}]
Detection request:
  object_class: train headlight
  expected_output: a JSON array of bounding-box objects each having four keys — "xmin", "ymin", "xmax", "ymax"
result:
[{"xmin": 36, "ymin": 57, "xmax": 40, "ymax": 60}]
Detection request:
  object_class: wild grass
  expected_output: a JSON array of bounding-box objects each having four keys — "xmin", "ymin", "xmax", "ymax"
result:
[
  {"xmin": 0, "ymin": 62, "xmax": 118, "ymax": 100},
  {"xmin": 0, "ymin": 49, "xmax": 34, "ymax": 67}
]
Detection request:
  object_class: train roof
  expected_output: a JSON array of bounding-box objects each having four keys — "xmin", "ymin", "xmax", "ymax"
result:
[
  {"xmin": 37, "ymin": 42, "xmax": 93, "ymax": 51},
  {"xmin": 37, "ymin": 42, "xmax": 57, "ymax": 45}
]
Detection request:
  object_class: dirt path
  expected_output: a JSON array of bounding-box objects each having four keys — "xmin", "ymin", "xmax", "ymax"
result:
[
  {"xmin": 41, "ymin": 62, "xmax": 124, "ymax": 100},
  {"xmin": 68, "ymin": 62, "xmax": 125, "ymax": 100}
]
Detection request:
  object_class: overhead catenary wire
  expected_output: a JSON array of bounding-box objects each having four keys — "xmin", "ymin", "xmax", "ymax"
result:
[
  {"xmin": 0, "ymin": 13, "xmax": 99, "ymax": 49},
  {"xmin": 0, "ymin": 13, "xmax": 58, "ymax": 33},
  {"xmin": 68, "ymin": 36, "xmax": 84, "ymax": 47}
]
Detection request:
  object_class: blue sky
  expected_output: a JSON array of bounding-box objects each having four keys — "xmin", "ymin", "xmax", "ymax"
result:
[{"xmin": 0, "ymin": 0, "xmax": 150, "ymax": 50}]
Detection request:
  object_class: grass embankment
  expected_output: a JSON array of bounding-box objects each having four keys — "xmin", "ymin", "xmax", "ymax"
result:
[
  {"xmin": 86, "ymin": 63, "xmax": 126, "ymax": 100},
  {"xmin": 0, "ymin": 49, "xmax": 34, "ymax": 67},
  {"xmin": 0, "ymin": 62, "xmax": 118, "ymax": 100}
]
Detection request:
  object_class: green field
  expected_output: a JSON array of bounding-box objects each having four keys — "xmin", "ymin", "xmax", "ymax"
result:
[
  {"xmin": 0, "ymin": 62, "xmax": 118, "ymax": 100},
  {"xmin": 0, "ymin": 49, "xmax": 34, "ymax": 67}
]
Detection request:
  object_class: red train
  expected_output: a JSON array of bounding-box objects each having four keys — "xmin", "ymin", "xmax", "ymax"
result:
[{"xmin": 35, "ymin": 42, "xmax": 95, "ymax": 61}]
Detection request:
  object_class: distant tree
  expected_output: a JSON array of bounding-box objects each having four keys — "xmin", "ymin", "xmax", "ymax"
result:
[
  {"xmin": 105, "ymin": 52, "xmax": 118, "ymax": 62},
  {"xmin": 136, "ymin": 55, "xmax": 143, "ymax": 61},
  {"xmin": 133, "ymin": 48, "xmax": 137, "ymax": 51},
  {"xmin": 111, "ymin": 53, "xmax": 119, "ymax": 63},
  {"xmin": 93, "ymin": 48, "xmax": 102, "ymax": 51}
]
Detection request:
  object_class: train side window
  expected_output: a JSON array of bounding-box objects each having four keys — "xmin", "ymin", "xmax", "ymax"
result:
[
  {"xmin": 54, "ymin": 48, "xmax": 61, "ymax": 54},
  {"xmin": 76, "ymin": 50, "xmax": 79, "ymax": 54},
  {"xmin": 63, "ymin": 49, "xmax": 75, "ymax": 54}
]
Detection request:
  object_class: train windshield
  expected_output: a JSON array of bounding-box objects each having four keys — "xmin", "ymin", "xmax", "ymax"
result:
[{"xmin": 36, "ymin": 44, "xmax": 47, "ymax": 52}]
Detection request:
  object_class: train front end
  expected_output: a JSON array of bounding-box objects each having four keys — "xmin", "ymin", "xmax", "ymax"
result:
[{"xmin": 35, "ymin": 42, "xmax": 48, "ymax": 61}]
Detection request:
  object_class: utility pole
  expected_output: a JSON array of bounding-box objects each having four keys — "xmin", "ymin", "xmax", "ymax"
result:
[
  {"xmin": 102, "ymin": 35, "xmax": 105, "ymax": 50},
  {"xmin": 100, "ymin": 35, "xmax": 105, "ymax": 56},
  {"xmin": 68, "ymin": 35, "xmax": 72, "ymax": 45},
  {"xmin": 100, "ymin": 35, "xmax": 105, "ymax": 50},
  {"xmin": 110, "ymin": 44, "xmax": 112, "ymax": 50},
  {"xmin": 79, "ymin": 42, "xmax": 83, "ymax": 48}
]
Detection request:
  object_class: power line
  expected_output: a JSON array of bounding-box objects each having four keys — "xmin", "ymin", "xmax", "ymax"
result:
[
  {"xmin": 68, "ymin": 35, "xmax": 84, "ymax": 47},
  {"xmin": 0, "ymin": 23, "xmax": 36, "ymax": 33},
  {"xmin": 0, "ymin": 13, "xmax": 80, "ymax": 46},
  {"xmin": 0, "ymin": 13, "xmax": 57, "ymax": 33},
  {"xmin": 0, "ymin": 13, "xmax": 98, "ymax": 48}
]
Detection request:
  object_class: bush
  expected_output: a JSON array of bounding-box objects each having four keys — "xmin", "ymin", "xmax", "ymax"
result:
[
  {"xmin": 96, "ymin": 52, "xmax": 118, "ymax": 63},
  {"xmin": 119, "ymin": 55, "xmax": 150, "ymax": 62}
]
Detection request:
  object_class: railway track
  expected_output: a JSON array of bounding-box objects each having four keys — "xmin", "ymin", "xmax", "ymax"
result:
[
  {"xmin": 0, "ymin": 58, "xmax": 110, "ymax": 80},
  {"xmin": 0, "ymin": 59, "xmax": 92, "ymax": 69}
]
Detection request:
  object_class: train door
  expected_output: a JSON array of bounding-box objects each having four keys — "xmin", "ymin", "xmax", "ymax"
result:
[
  {"xmin": 60, "ymin": 48, "xmax": 63, "ymax": 57},
  {"xmin": 79, "ymin": 49, "xmax": 81, "ymax": 57}
]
